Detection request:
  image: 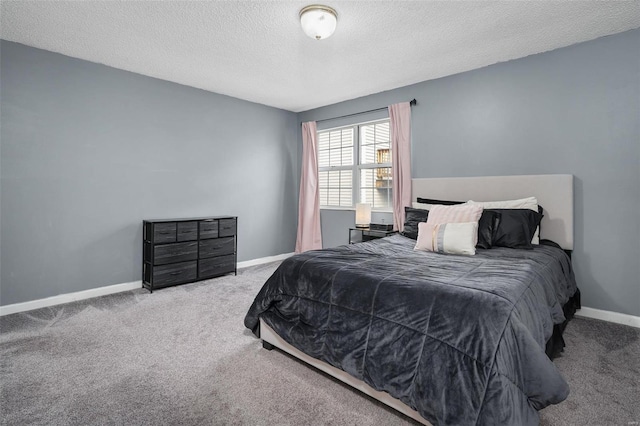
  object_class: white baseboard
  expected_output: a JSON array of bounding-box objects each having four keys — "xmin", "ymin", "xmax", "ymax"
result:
[
  {"xmin": 0, "ymin": 252, "xmax": 294, "ymax": 317},
  {"xmin": 576, "ymin": 306, "xmax": 640, "ymax": 329},
  {"xmin": 0, "ymin": 281, "xmax": 142, "ymax": 317},
  {"xmin": 237, "ymin": 252, "xmax": 293, "ymax": 269}
]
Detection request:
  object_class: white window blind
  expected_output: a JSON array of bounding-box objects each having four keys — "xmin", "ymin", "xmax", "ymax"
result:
[{"xmin": 317, "ymin": 119, "xmax": 392, "ymax": 210}]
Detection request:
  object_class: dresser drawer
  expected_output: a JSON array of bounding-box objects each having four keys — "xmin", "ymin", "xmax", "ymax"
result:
[
  {"xmin": 153, "ymin": 222, "xmax": 176, "ymax": 243},
  {"xmin": 199, "ymin": 220, "xmax": 219, "ymax": 239},
  {"xmin": 219, "ymin": 218, "xmax": 236, "ymax": 237},
  {"xmin": 199, "ymin": 255, "xmax": 235, "ymax": 278},
  {"xmin": 153, "ymin": 261, "xmax": 197, "ymax": 287},
  {"xmin": 199, "ymin": 237, "xmax": 235, "ymax": 259},
  {"xmin": 154, "ymin": 241, "xmax": 198, "ymax": 265},
  {"xmin": 177, "ymin": 221, "xmax": 198, "ymax": 242}
]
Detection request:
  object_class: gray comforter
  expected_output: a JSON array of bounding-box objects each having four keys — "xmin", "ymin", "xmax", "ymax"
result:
[{"xmin": 244, "ymin": 234, "xmax": 578, "ymax": 425}]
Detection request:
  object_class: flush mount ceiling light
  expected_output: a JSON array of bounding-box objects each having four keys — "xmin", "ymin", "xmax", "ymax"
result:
[{"xmin": 299, "ymin": 5, "xmax": 338, "ymax": 40}]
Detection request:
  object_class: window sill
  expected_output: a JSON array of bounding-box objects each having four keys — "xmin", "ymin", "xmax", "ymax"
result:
[{"xmin": 320, "ymin": 207, "xmax": 393, "ymax": 213}]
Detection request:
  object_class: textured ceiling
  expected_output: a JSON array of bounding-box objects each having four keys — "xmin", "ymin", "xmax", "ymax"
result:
[{"xmin": 2, "ymin": 1, "xmax": 639, "ymax": 112}]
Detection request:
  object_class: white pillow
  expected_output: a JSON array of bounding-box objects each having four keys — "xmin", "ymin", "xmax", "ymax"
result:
[
  {"xmin": 466, "ymin": 197, "xmax": 540, "ymax": 244},
  {"xmin": 466, "ymin": 196, "xmax": 538, "ymax": 211},
  {"xmin": 414, "ymin": 222, "xmax": 478, "ymax": 255},
  {"xmin": 412, "ymin": 201, "xmax": 470, "ymax": 210}
]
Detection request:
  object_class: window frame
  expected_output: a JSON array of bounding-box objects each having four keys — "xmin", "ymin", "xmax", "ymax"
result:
[{"xmin": 317, "ymin": 118, "xmax": 392, "ymax": 212}]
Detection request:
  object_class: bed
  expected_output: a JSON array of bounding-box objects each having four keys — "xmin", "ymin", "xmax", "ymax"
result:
[{"xmin": 244, "ymin": 174, "xmax": 580, "ymax": 425}]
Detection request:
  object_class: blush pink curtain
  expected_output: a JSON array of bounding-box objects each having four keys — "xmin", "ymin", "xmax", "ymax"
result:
[
  {"xmin": 295, "ymin": 121, "xmax": 323, "ymax": 253},
  {"xmin": 389, "ymin": 102, "xmax": 412, "ymax": 232}
]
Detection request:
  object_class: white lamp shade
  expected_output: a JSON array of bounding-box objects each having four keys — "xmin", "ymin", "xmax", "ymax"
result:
[
  {"xmin": 300, "ymin": 5, "xmax": 337, "ymax": 40},
  {"xmin": 355, "ymin": 203, "xmax": 372, "ymax": 228}
]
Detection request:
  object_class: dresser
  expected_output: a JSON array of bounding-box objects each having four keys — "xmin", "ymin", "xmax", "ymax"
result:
[{"xmin": 142, "ymin": 216, "xmax": 237, "ymax": 292}]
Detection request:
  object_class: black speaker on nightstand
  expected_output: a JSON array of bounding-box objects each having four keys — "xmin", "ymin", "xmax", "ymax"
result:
[{"xmin": 369, "ymin": 223, "xmax": 394, "ymax": 231}]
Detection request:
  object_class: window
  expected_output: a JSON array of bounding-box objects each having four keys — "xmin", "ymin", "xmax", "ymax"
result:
[{"xmin": 318, "ymin": 119, "xmax": 391, "ymax": 210}]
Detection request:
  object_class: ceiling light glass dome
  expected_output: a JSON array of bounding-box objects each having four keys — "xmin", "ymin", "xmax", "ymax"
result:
[{"xmin": 300, "ymin": 5, "xmax": 337, "ymax": 40}]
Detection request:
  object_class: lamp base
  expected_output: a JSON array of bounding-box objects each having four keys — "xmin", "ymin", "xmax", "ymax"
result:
[{"xmin": 355, "ymin": 224, "xmax": 369, "ymax": 229}]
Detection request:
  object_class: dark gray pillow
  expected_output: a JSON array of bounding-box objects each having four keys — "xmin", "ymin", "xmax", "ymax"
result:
[
  {"xmin": 489, "ymin": 209, "xmax": 543, "ymax": 249},
  {"xmin": 402, "ymin": 207, "xmax": 429, "ymax": 240},
  {"xmin": 416, "ymin": 197, "xmax": 464, "ymax": 206},
  {"xmin": 476, "ymin": 210, "xmax": 501, "ymax": 249}
]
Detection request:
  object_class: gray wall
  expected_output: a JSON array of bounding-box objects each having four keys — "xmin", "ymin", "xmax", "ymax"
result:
[
  {"xmin": 1, "ymin": 41, "xmax": 299, "ymax": 306},
  {"xmin": 298, "ymin": 29, "xmax": 640, "ymax": 317},
  {"xmin": 3, "ymin": 29, "xmax": 639, "ymax": 317}
]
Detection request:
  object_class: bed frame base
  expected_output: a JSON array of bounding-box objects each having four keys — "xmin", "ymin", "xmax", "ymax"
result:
[{"xmin": 259, "ymin": 318, "xmax": 432, "ymax": 426}]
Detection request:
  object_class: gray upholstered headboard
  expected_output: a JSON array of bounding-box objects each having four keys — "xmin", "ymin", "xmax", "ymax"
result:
[{"xmin": 411, "ymin": 175, "xmax": 574, "ymax": 250}]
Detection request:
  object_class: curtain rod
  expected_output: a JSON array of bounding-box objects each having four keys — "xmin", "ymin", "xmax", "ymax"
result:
[{"xmin": 315, "ymin": 99, "xmax": 416, "ymax": 124}]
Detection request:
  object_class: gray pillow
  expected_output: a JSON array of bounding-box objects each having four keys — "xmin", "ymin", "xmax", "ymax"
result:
[{"xmin": 402, "ymin": 207, "xmax": 429, "ymax": 240}]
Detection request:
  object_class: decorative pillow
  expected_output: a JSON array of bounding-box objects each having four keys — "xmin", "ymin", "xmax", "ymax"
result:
[
  {"xmin": 537, "ymin": 204, "xmax": 544, "ymax": 239},
  {"xmin": 489, "ymin": 209, "xmax": 543, "ymax": 250},
  {"xmin": 467, "ymin": 197, "xmax": 540, "ymax": 244},
  {"xmin": 426, "ymin": 204, "xmax": 484, "ymax": 225},
  {"xmin": 476, "ymin": 210, "xmax": 501, "ymax": 249},
  {"xmin": 467, "ymin": 196, "xmax": 538, "ymax": 210},
  {"xmin": 402, "ymin": 207, "xmax": 429, "ymax": 240},
  {"xmin": 416, "ymin": 198, "xmax": 464, "ymax": 206},
  {"xmin": 414, "ymin": 222, "xmax": 479, "ymax": 255},
  {"xmin": 414, "ymin": 198, "xmax": 465, "ymax": 211}
]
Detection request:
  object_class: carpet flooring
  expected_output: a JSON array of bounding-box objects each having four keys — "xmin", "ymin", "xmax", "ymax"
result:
[{"xmin": 1, "ymin": 262, "xmax": 638, "ymax": 425}]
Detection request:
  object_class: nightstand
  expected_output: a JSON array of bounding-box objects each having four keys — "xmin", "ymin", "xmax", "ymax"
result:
[{"xmin": 349, "ymin": 227, "xmax": 397, "ymax": 244}]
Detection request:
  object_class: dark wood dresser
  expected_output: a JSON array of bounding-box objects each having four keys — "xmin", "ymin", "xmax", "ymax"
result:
[{"xmin": 142, "ymin": 216, "xmax": 237, "ymax": 292}]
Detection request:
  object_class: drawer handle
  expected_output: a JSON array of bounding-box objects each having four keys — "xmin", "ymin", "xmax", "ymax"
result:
[
  {"xmin": 170, "ymin": 271, "xmax": 183, "ymax": 276},
  {"xmin": 158, "ymin": 231, "xmax": 173, "ymax": 235}
]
